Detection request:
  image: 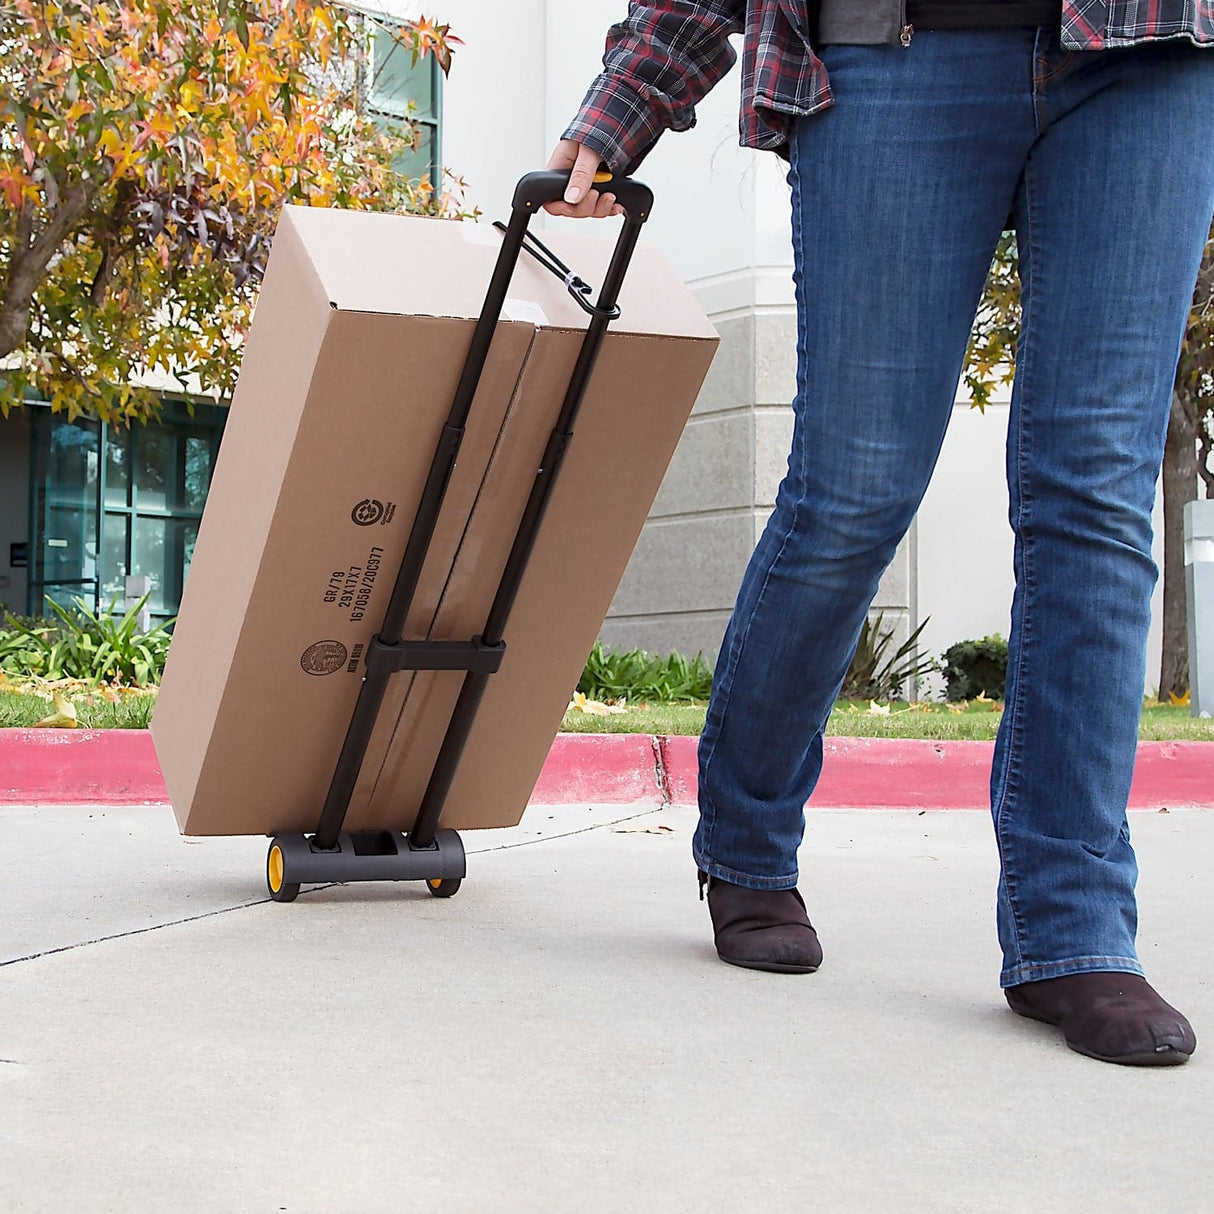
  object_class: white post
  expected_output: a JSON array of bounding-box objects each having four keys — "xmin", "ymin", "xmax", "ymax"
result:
[
  {"xmin": 124, "ymin": 574, "xmax": 152, "ymax": 633},
  {"xmin": 1184, "ymin": 500, "xmax": 1214, "ymax": 718}
]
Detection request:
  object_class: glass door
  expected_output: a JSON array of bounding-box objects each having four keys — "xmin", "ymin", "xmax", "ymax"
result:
[
  {"xmin": 27, "ymin": 402, "xmax": 225, "ymax": 621},
  {"xmin": 28, "ymin": 413, "xmax": 101, "ymax": 616}
]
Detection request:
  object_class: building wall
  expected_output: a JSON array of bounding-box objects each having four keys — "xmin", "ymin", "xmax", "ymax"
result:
[
  {"xmin": 0, "ymin": 411, "xmax": 30, "ymax": 617},
  {"xmin": 410, "ymin": 0, "xmax": 904, "ymax": 662},
  {"xmin": 917, "ymin": 399, "xmax": 1171, "ymax": 699},
  {"xmin": 369, "ymin": 1, "xmax": 1170, "ymax": 692}
]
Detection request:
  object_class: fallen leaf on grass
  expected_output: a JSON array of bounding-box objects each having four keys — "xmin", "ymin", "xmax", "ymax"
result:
[
  {"xmin": 1169, "ymin": 690, "xmax": 1190, "ymax": 707},
  {"xmin": 33, "ymin": 690, "xmax": 79, "ymax": 729},
  {"xmin": 568, "ymin": 691, "xmax": 627, "ymax": 716},
  {"xmin": 868, "ymin": 701, "xmax": 891, "ymax": 716}
]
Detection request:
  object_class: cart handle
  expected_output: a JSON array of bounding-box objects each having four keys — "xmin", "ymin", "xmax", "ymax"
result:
[{"xmin": 512, "ymin": 170, "xmax": 653, "ymax": 222}]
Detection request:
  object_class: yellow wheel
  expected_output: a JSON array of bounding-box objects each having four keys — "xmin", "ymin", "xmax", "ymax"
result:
[
  {"xmin": 266, "ymin": 841, "xmax": 300, "ymax": 903},
  {"xmin": 426, "ymin": 876, "xmax": 461, "ymax": 898}
]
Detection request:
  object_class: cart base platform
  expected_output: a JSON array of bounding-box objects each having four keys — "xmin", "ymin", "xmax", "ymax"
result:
[{"xmin": 266, "ymin": 828, "xmax": 466, "ymax": 902}]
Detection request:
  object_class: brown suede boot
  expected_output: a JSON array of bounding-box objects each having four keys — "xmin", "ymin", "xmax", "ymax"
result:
[
  {"xmin": 1005, "ymin": 972, "xmax": 1196, "ymax": 1066},
  {"xmin": 699, "ymin": 871, "xmax": 823, "ymax": 973}
]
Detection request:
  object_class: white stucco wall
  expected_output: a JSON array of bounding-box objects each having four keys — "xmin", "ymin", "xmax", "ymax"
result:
[
  {"xmin": 918, "ymin": 396, "xmax": 1170, "ymax": 698},
  {"xmin": 390, "ymin": 0, "xmax": 777, "ymax": 295},
  {"xmin": 378, "ymin": 0, "xmax": 1174, "ymax": 694}
]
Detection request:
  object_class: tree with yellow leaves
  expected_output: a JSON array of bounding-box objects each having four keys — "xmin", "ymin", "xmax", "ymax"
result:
[{"xmin": 0, "ymin": 0, "xmax": 464, "ymax": 421}]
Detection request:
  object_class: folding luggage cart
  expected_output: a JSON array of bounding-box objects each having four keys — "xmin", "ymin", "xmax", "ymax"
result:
[{"xmin": 264, "ymin": 170, "xmax": 653, "ymax": 902}]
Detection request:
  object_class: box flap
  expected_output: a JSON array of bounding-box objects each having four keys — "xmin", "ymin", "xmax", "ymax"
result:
[{"xmin": 281, "ymin": 206, "xmax": 718, "ymax": 342}]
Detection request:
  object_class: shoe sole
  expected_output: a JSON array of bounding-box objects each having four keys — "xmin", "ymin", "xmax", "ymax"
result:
[
  {"xmin": 718, "ymin": 953, "xmax": 820, "ymax": 974},
  {"xmin": 1006, "ymin": 996, "xmax": 1192, "ymax": 1067}
]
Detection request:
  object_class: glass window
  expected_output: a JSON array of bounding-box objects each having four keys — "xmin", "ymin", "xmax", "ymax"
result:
[
  {"xmin": 133, "ymin": 516, "xmax": 199, "ymax": 615},
  {"xmin": 101, "ymin": 513, "xmax": 130, "ymax": 606},
  {"xmin": 105, "ymin": 425, "xmax": 130, "ymax": 507},
  {"xmin": 184, "ymin": 435, "xmax": 211, "ymax": 509},
  {"xmin": 367, "ymin": 24, "xmax": 436, "ymax": 118},
  {"xmin": 364, "ymin": 18, "xmax": 442, "ymax": 184},
  {"xmin": 135, "ymin": 426, "xmax": 169, "ymax": 510},
  {"xmin": 29, "ymin": 414, "xmax": 100, "ymax": 614},
  {"xmin": 28, "ymin": 400, "xmax": 224, "ymax": 620}
]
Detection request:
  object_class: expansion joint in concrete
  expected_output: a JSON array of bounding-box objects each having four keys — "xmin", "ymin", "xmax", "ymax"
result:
[
  {"xmin": 0, "ymin": 898, "xmax": 268, "ymax": 969},
  {"xmin": 652, "ymin": 736, "xmax": 675, "ymax": 808}
]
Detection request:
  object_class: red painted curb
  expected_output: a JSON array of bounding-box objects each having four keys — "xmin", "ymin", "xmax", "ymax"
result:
[
  {"xmin": 0, "ymin": 728, "xmax": 1209, "ymax": 810},
  {"xmin": 0, "ymin": 729, "xmax": 667, "ymax": 809},
  {"xmin": 661, "ymin": 734, "xmax": 1214, "ymax": 810},
  {"xmin": 528, "ymin": 733, "xmax": 663, "ymax": 806},
  {"xmin": 0, "ymin": 729, "xmax": 168, "ymax": 805},
  {"xmin": 661, "ymin": 734, "xmax": 997, "ymax": 809},
  {"xmin": 1128, "ymin": 742, "xmax": 1214, "ymax": 809}
]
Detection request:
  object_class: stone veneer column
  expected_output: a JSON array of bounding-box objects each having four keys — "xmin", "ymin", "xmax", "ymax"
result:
[{"xmin": 600, "ymin": 304, "xmax": 915, "ymax": 664}]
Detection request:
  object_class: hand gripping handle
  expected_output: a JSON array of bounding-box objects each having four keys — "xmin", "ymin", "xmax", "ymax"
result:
[{"xmin": 512, "ymin": 170, "xmax": 653, "ymax": 222}]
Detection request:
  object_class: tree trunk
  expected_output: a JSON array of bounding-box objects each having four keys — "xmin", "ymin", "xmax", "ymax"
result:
[
  {"xmin": 0, "ymin": 182, "xmax": 92, "ymax": 361},
  {"xmin": 1160, "ymin": 388, "xmax": 1198, "ymax": 699}
]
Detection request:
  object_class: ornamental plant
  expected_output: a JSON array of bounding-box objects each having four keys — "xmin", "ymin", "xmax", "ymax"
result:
[
  {"xmin": 577, "ymin": 641, "xmax": 714, "ymax": 704},
  {"xmin": 0, "ymin": 0, "xmax": 465, "ymax": 421},
  {"xmin": 839, "ymin": 611, "xmax": 938, "ymax": 702},
  {"xmin": 941, "ymin": 634, "xmax": 1008, "ymax": 703},
  {"xmin": 1, "ymin": 593, "xmax": 172, "ymax": 685}
]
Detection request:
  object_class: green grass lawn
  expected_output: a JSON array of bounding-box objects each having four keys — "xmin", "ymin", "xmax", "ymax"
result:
[
  {"xmin": 0, "ymin": 688, "xmax": 156, "ymax": 730},
  {"xmin": 560, "ymin": 700, "xmax": 1214, "ymax": 742},
  {"xmin": 3, "ymin": 686, "xmax": 1210, "ymax": 742}
]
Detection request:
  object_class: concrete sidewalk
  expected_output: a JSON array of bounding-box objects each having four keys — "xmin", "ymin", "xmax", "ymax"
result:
[{"xmin": 1, "ymin": 804, "xmax": 1211, "ymax": 1212}]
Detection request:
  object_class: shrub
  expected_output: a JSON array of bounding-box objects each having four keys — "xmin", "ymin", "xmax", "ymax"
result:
[
  {"xmin": 579, "ymin": 615, "xmax": 942, "ymax": 708},
  {"xmin": 942, "ymin": 635, "xmax": 1008, "ymax": 702},
  {"xmin": 578, "ymin": 641, "xmax": 714, "ymax": 704},
  {"xmin": 840, "ymin": 611, "xmax": 938, "ymax": 702},
  {"xmin": 0, "ymin": 595, "xmax": 173, "ymax": 687}
]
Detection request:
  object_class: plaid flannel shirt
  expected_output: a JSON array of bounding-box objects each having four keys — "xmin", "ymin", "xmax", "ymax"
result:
[{"xmin": 563, "ymin": 1, "xmax": 1214, "ymax": 172}]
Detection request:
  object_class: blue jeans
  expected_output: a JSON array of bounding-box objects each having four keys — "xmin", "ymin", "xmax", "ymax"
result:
[{"xmin": 692, "ymin": 27, "xmax": 1214, "ymax": 986}]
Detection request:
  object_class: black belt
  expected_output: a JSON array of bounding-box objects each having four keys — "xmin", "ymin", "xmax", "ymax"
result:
[{"xmin": 905, "ymin": 2, "xmax": 1062, "ymax": 29}]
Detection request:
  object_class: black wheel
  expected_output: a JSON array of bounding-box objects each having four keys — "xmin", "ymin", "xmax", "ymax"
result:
[
  {"xmin": 267, "ymin": 842, "xmax": 301, "ymax": 903},
  {"xmin": 426, "ymin": 877, "xmax": 461, "ymax": 898}
]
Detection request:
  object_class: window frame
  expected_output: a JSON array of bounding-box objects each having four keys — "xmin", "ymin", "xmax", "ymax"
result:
[
  {"xmin": 361, "ymin": 14, "xmax": 443, "ymax": 187},
  {"xmin": 26, "ymin": 400, "xmax": 226, "ymax": 624}
]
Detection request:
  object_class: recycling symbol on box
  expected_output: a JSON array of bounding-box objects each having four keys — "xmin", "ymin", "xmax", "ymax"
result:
[{"xmin": 351, "ymin": 498, "xmax": 385, "ymax": 527}]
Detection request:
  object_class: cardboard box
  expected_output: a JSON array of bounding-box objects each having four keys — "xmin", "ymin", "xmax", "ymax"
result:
[{"xmin": 151, "ymin": 205, "xmax": 717, "ymax": 837}]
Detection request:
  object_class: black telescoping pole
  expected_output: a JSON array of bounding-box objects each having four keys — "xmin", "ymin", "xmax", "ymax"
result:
[
  {"xmin": 311, "ymin": 207, "xmax": 536, "ymax": 852},
  {"xmin": 408, "ymin": 197, "xmax": 650, "ymax": 852}
]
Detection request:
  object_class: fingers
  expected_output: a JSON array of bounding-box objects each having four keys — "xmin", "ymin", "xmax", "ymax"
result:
[
  {"xmin": 544, "ymin": 191, "xmax": 626, "ymax": 219},
  {"xmin": 563, "ymin": 142, "xmax": 603, "ymax": 205},
  {"xmin": 594, "ymin": 192, "xmax": 623, "ymax": 219},
  {"xmin": 542, "ymin": 140, "xmax": 626, "ymax": 219}
]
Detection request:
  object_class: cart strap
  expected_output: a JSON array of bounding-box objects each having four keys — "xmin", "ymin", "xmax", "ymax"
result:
[{"xmin": 492, "ymin": 222, "xmax": 622, "ymax": 322}]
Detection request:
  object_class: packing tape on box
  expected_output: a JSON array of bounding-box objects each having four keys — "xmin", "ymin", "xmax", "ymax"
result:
[
  {"xmin": 460, "ymin": 223, "xmax": 504, "ymax": 246},
  {"xmin": 503, "ymin": 297, "xmax": 550, "ymax": 327},
  {"xmin": 460, "ymin": 225, "xmax": 551, "ymax": 325}
]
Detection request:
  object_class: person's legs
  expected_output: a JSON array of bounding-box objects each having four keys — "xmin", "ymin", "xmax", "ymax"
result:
[
  {"xmin": 694, "ymin": 33, "xmax": 1040, "ymax": 889},
  {"xmin": 994, "ymin": 33, "xmax": 1214, "ymax": 997}
]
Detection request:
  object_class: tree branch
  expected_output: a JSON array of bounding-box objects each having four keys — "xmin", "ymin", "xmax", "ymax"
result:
[
  {"xmin": 14, "ymin": 198, "xmax": 34, "ymax": 254},
  {"xmin": 0, "ymin": 179, "xmax": 94, "ymax": 360}
]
